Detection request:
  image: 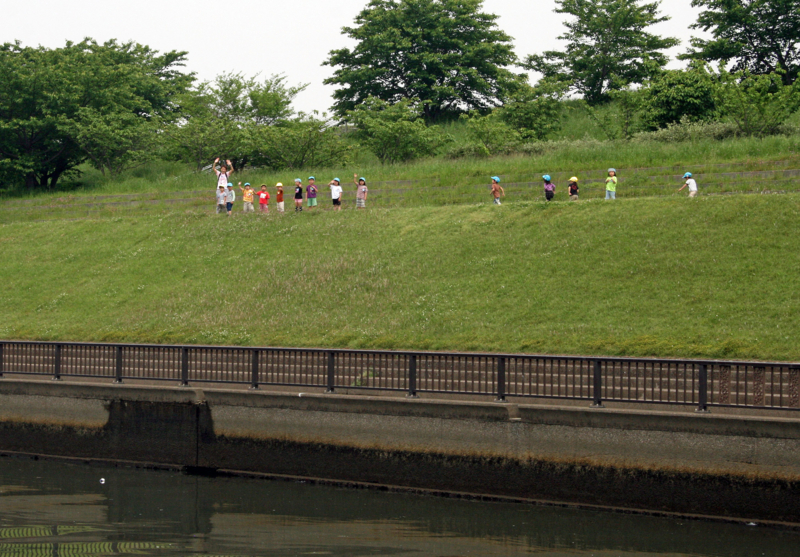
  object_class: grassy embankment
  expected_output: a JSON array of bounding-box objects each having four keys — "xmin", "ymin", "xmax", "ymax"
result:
[{"xmin": 1, "ymin": 192, "xmax": 798, "ymax": 360}]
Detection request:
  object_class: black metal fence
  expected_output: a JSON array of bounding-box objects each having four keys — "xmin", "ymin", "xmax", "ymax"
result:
[{"xmin": 1, "ymin": 340, "xmax": 798, "ymax": 412}]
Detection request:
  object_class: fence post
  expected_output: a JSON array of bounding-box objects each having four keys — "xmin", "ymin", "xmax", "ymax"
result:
[
  {"xmin": 495, "ymin": 356, "xmax": 506, "ymax": 402},
  {"xmin": 697, "ymin": 364, "xmax": 709, "ymax": 413},
  {"xmin": 407, "ymin": 354, "xmax": 418, "ymax": 398},
  {"xmin": 180, "ymin": 347, "xmax": 189, "ymax": 387},
  {"xmin": 250, "ymin": 349, "xmax": 260, "ymax": 390},
  {"xmin": 591, "ymin": 360, "xmax": 603, "ymax": 407},
  {"xmin": 114, "ymin": 345, "xmax": 123, "ymax": 384},
  {"xmin": 53, "ymin": 344, "xmax": 62, "ymax": 381},
  {"xmin": 326, "ymin": 351, "xmax": 335, "ymax": 393},
  {"xmin": 0, "ymin": 342, "xmax": 4, "ymax": 378}
]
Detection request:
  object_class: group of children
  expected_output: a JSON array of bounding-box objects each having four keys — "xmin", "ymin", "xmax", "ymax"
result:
[
  {"xmin": 213, "ymin": 158, "xmax": 699, "ymax": 214},
  {"xmin": 490, "ymin": 168, "xmax": 698, "ymax": 204},
  {"xmin": 212, "ymin": 158, "xmax": 369, "ymax": 215}
]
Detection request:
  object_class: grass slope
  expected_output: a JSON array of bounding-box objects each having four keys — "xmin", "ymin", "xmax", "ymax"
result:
[{"xmin": 1, "ymin": 194, "xmax": 798, "ymax": 360}]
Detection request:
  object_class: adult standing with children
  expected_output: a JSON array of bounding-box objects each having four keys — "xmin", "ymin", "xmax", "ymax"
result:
[
  {"xmin": 213, "ymin": 158, "xmax": 234, "ymax": 191},
  {"xmin": 354, "ymin": 174, "xmax": 368, "ymax": 209},
  {"xmin": 330, "ymin": 178, "xmax": 343, "ymax": 210}
]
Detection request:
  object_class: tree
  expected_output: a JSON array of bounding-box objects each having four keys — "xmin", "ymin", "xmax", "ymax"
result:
[
  {"xmin": 70, "ymin": 110, "xmax": 159, "ymax": 176},
  {"xmin": 639, "ymin": 63, "xmax": 720, "ymax": 129},
  {"xmin": 347, "ymin": 97, "xmax": 447, "ymax": 163},
  {"xmin": 459, "ymin": 111, "xmax": 521, "ymax": 156},
  {"xmin": 323, "ymin": 0, "xmax": 521, "ymax": 122},
  {"xmin": 717, "ymin": 70, "xmax": 800, "ymax": 135},
  {"xmin": 0, "ymin": 39, "xmax": 191, "ymax": 190},
  {"xmin": 682, "ymin": 0, "xmax": 800, "ymax": 85},
  {"xmin": 162, "ymin": 73, "xmax": 308, "ymax": 170},
  {"xmin": 524, "ymin": 0, "xmax": 679, "ymax": 104},
  {"xmin": 245, "ymin": 114, "xmax": 353, "ymax": 170},
  {"xmin": 497, "ymin": 81, "xmax": 568, "ymax": 141}
]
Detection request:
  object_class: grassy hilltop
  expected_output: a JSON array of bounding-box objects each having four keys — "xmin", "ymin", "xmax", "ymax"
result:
[{"xmin": 1, "ymin": 192, "xmax": 798, "ymax": 360}]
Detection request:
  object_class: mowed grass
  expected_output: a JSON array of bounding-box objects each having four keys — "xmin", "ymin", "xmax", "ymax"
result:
[{"xmin": 1, "ymin": 193, "xmax": 798, "ymax": 361}]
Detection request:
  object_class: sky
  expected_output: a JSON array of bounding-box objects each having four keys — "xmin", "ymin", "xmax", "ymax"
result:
[{"xmin": 7, "ymin": 0, "xmax": 707, "ymax": 114}]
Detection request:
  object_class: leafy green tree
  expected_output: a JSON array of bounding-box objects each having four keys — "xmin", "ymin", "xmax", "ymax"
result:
[
  {"xmin": 323, "ymin": 0, "xmax": 521, "ymax": 122},
  {"xmin": 459, "ymin": 111, "xmax": 521, "ymax": 156},
  {"xmin": 163, "ymin": 73, "xmax": 307, "ymax": 169},
  {"xmin": 347, "ymin": 97, "xmax": 447, "ymax": 163},
  {"xmin": 682, "ymin": 0, "xmax": 800, "ymax": 85},
  {"xmin": 524, "ymin": 0, "xmax": 679, "ymax": 104},
  {"xmin": 640, "ymin": 63, "xmax": 720, "ymax": 129},
  {"xmin": 0, "ymin": 39, "xmax": 190, "ymax": 190},
  {"xmin": 245, "ymin": 114, "xmax": 352, "ymax": 170},
  {"xmin": 70, "ymin": 110, "xmax": 159, "ymax": 176},
  {"xmin": 717, "ymin": 70, "xmax": 800, "ymax": 135},
  {"xmin": 497, "ymin": 81, "xmax": 568, "ymax": 140}
]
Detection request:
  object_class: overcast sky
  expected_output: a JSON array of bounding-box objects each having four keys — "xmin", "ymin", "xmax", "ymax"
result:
[{"xmin": 7, "ymin": 0, "xmax": 706, "ymax": 113}]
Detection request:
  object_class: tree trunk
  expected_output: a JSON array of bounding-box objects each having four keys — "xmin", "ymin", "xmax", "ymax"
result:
[{"xmin": 25, "ymin": 173, "xmax": 38, "ymax": 191}]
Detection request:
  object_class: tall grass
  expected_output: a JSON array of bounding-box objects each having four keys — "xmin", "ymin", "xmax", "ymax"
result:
[{"xmin": 6, "ymin": 132, "xmax": 794, "ymax": 201}]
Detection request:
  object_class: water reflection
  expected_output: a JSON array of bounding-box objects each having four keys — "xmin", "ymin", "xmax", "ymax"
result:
[{"xmin": 0, "ymin": 456, "xmax": 797, "ymax": 556}]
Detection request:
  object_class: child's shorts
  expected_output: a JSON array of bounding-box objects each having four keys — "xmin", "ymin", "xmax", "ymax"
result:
[
  {"xmin": 277, "ymin": 201, "xmax": 285, "ymax": 212},
  {"xmin": 226, "ymin": 202, "xmax": 233, "ymax": 211},
  {"xmin": 307, "ymin": 198, "xmax": 318, "ymax": 207},
  {"xmin": 356, "ymin": 198, "xmax": 366, "ymax": 208}
]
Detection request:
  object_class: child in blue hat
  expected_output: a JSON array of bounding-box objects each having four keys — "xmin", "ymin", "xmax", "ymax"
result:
[{"xmin": 491, "ymin": 176, "xmax": 504, "ymax": 205}]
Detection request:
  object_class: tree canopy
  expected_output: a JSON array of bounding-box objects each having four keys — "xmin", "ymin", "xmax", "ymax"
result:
[
  {"xmin": 524, "ymin": 0, "xmax": 678, "ymax": 104},
  {"xmin": 682, "ymin": 0, "xmax": 800, "ymax": 84},
  {"xmin": 323, "ymin": 0, "xmax": 521, "ymax": 122},
  {"xmin": 0, "ymin": 39, "xmax": 191, "ymax": 189}
]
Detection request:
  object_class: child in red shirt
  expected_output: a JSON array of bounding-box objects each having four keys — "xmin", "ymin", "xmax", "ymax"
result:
[{"xmin": 257, "ymin": 185, "xmax": 270, "ymax": 213}]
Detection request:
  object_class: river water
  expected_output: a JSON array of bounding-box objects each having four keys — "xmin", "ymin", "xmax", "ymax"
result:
[{"xmin": 0, "ymin": 456, "xmax": 797, "ymax": 557}]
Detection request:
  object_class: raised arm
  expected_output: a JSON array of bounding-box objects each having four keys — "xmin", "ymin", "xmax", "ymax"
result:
[
  {"xmin": 227, "ymin": 160, "xmax": 234, "ymax": 175},
  {"xmin": 353, "ymin": 173, "xmax": 359, "ymax": 186}
]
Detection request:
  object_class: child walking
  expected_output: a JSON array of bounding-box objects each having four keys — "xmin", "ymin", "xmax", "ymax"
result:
[
  {"xmin": 678, "ymin": 172, "xmax": 698, "ymax": 197},
  {"xmin": 490, "ymin": 176, "xmax": 504, "ymax": 205},
  {"xmin": 568, "ymin": 177, "xmax": 579, "ymax": 200},
  {"xmin": 543, "ymin": 175, "xmax": 555, "ymax": 201},
  {"xmin": 605, "ymin": 168, "xmax": 618, "ymax": 200}
]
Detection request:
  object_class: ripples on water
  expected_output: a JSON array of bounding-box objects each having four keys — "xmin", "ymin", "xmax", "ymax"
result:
[{"xmin": 0, "ymin": 456, "xmax": 797, "ymax": 556}]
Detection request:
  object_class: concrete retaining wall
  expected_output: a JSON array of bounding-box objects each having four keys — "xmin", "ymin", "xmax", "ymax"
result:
[{"xmin": 1, "ymin": 380, "xmax": 799, "ymax": 523}]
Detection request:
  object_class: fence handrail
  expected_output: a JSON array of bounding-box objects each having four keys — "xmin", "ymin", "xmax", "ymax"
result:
[
  {"xmin": 2, "ymin": 339, "xmax": 799, "ymax": 412},
  {"xmin": 0, "ymin": 339, "xmax": 797, "ymax": 369}
]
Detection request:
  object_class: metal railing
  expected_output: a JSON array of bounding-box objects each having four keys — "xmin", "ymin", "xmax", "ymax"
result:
[{"xmin": 0, "ymin": 340, "xmax": 798, "ymax": 412}]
